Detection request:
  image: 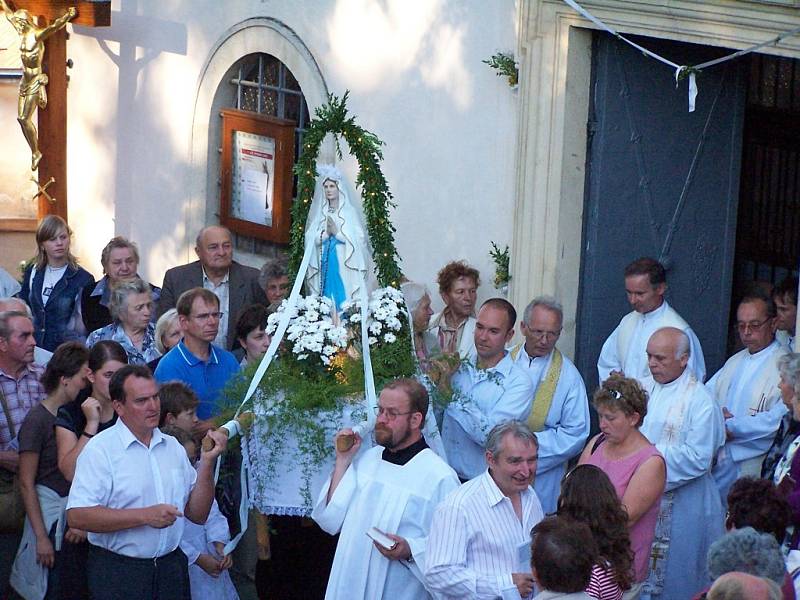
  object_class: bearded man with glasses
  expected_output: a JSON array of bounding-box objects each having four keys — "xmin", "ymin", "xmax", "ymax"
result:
[
  {"xmin": 154, "ymin": 288, "xmax": 240, "ymax": 431},
  {"xmin": 708, "ymin": 288, "xmax": 789, "ymax": 506},
  {"xmin": 312, "ymin": 378, "xmax": 459, "ymax": 600},
  {"xmin": 507, "ymin": 296, "xmax": 589, "ymax": 514}
]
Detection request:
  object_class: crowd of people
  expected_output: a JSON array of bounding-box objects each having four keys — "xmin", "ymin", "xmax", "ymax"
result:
[{"xmin": 0, "ymin": 212, "xmax": 797, "ymax": 600}]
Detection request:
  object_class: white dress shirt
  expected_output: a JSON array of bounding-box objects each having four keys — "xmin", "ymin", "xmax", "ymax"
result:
[
  {"xmin": 66, "ymin": 419, "xmax": 197, "ymax": 559},
  {"xmin": 425, "ymin": 470, "xmax": 544, "ymax": 599},
  {"xmin": 442, "ymin": 353, "xmax": 534, "ymax": 480},
  {"xmin": 203, "ymin": 267, "xmax": 230, "ymax": 349}
]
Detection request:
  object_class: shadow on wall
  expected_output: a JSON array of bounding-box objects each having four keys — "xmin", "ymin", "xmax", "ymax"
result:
[{"xmin": 71, "ymin": 1, "xmax": 189, "ymax": 281}]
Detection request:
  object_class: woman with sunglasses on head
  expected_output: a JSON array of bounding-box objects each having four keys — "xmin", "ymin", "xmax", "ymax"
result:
[{"xmin": 579, "ymin": 374, "xmax": 666, "ymax": 599}]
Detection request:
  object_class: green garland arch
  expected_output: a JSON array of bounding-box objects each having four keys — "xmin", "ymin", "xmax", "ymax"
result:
[{"xmin": 288, "ymin": 92, "xmax": 403, "ymax": 289}]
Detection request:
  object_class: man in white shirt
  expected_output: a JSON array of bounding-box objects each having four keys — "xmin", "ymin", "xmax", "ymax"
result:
[
  {"xmin": 509, "ymin": 296, "xmax": 589, "ymax": 513},
  {"xmin": 426, "ymin": 420, "xmax": 543, "ymax": 599},
  {"xmin": 442, "ymin": 298, "xmax": 534, "ymax": 481},
  {"xmin": 708, "ymin": 289, "xmax": 789, "ymax": 504},
  {"xmin": 597, "ymin": 257, "xmax": 706, "ymax": 383},
  {"xmin": 312, "ymin": 378, "xmax": 460, "ymax": 599},
  {"xmin": 638, "ymin": 327, "xmax": 725, "ymax": 599},
  {"xmin": 425, "ymin": 261, "xmax": 480, "ymax": 361},
  {"xmin": 773, "ymin": 275, "xmax": 797, "ymax": 351},
  {"xmin": 66, "ymin": 364, "xmax": 227, "ymax": 599}
]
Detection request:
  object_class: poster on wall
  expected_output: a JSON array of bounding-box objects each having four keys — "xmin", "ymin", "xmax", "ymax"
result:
[
  {"xmin": 232, "ymin": 131, "xmax": 275, "ymax": 227},
  {"xmin": 220, "ymin": 109, "xmax": 295, "ymax": 243}
]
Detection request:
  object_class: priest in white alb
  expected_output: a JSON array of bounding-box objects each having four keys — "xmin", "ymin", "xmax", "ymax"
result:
[
  {"xmin": 312, "ymin": 378, "xmax": 460, "ymax": 600},
  {"xmin": 708, "ymin": 289, "xmax": 789, "ymax": 504},
  {"xmin": 508, "ymin": 296, "xmax": 589, "ymax": 513},
  {"xmin": 638, "ymin": 327, "xmax": 725, "ymax": 600},
  {"xmin": 598, "ymin": 257, "xmax": 706, "ymax": 383}
]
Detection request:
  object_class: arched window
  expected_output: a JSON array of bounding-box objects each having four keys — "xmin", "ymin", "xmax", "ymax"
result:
[
  {"xmin": 230, "ymin": 53, "xmax": 309, "ymax": 192},
  {"xmin": 190, "ymin": 20, "xmax": 328, "ymax": 263}
]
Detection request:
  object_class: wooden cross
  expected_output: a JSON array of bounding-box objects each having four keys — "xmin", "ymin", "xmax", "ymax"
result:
[{"xmin": 4, "ymin": 1, "xmax": 110, "ymax": 222}]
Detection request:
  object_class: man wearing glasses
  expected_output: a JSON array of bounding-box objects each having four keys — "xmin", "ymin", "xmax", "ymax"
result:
[
  {"xmin": 508, "ymin": 297, "xmax": 589, "ymax": 514},
  {"xmin": 598, "ymin": 257, "xmax": 706, "ymax": 383},
  {"xmin": 313, "ymin": 378, "xmax": 459, "ymax": 600},
  {"xmin": 154, "ymin": 288, "xmax": 240, "ymax": 427},
  {"xmin": 708, "ymin": 288, "xmax": 789, "ymax": 505}
]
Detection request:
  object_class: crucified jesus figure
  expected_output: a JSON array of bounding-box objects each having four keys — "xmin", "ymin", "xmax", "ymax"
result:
[{"xmin": 0, "ymin": 0, "xmax": 76, "ymax": 171}]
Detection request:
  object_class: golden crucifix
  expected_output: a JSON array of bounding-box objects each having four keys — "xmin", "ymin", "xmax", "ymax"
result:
[{"xmin": 0, "ymin": 0, "xmax": 76, "ymax": 171}]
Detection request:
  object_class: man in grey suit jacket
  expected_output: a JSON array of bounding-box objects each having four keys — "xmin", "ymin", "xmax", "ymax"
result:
[{"xmin": 157, "ymin": 226, "xmax": 266, "ymax": 350}]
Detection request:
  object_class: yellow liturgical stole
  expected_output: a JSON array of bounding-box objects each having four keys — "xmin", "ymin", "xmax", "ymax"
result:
[{"xmin": 510, "ymin": 344, "xmax": 563, "ymax": 432}]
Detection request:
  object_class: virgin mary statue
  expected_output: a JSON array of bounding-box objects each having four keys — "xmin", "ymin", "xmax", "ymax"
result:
[{"xmin": 304, "ymin": 165, "xmax": 373, "ymax": 310}]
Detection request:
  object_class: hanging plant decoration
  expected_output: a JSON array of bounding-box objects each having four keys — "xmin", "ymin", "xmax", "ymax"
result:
[
  {"xmin": 288, "ymin": 92, "xmax": 403, "ymax": 289},
  {"xmin": 483, "ymin": 51, "xmax": 519, "ymax": 87},
  {"xmin": 489, "ymin": 241, "xmax": 511, "ymax": 289}
]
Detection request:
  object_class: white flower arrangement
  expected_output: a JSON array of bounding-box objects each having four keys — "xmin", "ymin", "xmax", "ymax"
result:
[
  {"xmin": 266, "ymin": 287, "xmax": 407, "ymax": 366},
  {"xmin": 266, "ymin": 294, "xmax": 348, "ymax": 365},
  {"xmin": 342, "ymin": 286, "xmax": 407, "ymax": 346}
]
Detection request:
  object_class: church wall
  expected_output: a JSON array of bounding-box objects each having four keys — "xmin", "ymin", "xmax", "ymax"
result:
[{"xmin": 60, "ymin": 0, "xmax": 520, "ymax": 315}]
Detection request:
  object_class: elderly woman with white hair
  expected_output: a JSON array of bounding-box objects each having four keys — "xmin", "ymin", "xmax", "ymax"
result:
[
  {"xmin": 763, "ymin": 353, "xmax": 800, "ymax": 481},
  {"xmin": 768, "ymin": 353, "xmax": 800, "ymax": 549},
  {"xmin": 147, "ymin": 308, "xmax": 183, "ymax": 372},
  {"xmin": 401, "ymin": 281, "xmax": 436, "ymax": 362},
  {"xmin": 85, "ymin": 278, "xmax": 159, "ymax": 365}
]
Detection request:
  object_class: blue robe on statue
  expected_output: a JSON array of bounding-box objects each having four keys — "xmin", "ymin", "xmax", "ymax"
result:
[{"xmin": 321, "ymin": 236, "xmax": 346, "ymax": 311}]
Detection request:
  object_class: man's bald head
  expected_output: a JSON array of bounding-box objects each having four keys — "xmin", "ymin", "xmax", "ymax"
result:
[
  {"xmin": 195, "ymin": 226, "xmax": 231, "ymax": 248},
  {"xmin": 708, "ymin": 572, "xmax": 781, "ymax": 600},
  {"xmin": 194, "ymin": 226, "xmax": 233, "ymax": 274},
  {"xmin": 646, "ymin": 327, "xmax": 690, "ymax": 385}
]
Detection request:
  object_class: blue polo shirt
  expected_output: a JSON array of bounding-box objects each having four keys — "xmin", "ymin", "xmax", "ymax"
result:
[{"xmin": 154, "ymin": 340, "xmax": 240, "ymax": 419}]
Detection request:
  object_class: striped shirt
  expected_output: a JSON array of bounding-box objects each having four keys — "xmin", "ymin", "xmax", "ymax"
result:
[
  {"xmin": 0, "ymin": 363, "xmax": 45, "ymax": 449},
  {"xmin": 586, "ymin": 564, "xmax": 622, "ymax": 600},
  {"xmin": 425, "ymin": 469, "xmax": 544, "ymax": 599}
]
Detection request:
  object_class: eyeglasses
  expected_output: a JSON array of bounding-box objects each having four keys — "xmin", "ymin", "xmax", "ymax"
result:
[
  {"xmin": 736, "ymin": 319, "xmax": 771, "ymax": 333},
  {"xmin": 373, "ymin": 406, "xmax": 415, "ymax": 420},
  {"xmin": 525, "ymin": 328, "xmax": 561, "ymax": 341},
  {"xmin": 191, "ymin": 311, "xmax": 223, "ymax": 322}
]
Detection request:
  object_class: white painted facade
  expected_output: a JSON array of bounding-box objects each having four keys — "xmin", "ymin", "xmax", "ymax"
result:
[{"xmin": 51, "ymin": 0, "xmax": 519, "ymax": 316}]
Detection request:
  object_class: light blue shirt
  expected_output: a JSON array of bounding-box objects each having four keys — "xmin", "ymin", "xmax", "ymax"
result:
[{"xmin": 442, "ymin": 353, "xmax": 534, "ymax": 480}]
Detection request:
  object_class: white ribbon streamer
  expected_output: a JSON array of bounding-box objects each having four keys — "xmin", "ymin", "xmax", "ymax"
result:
[
  {"xmin": 219, "ymin": 239, "xmax": 315, "ymax": 555},
  {"xmin": 562, "ymin": 0, "xmax": 800, "ymax": 112}
]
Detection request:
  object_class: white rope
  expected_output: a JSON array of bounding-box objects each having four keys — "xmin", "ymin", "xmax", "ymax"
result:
[
  {"xmin": 562, "ymin": 0, "xmax": 800, "ymax": 112},
  {"xmin": 353, "ymin": 276, "xmax": 378, "ymax": 436}
]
